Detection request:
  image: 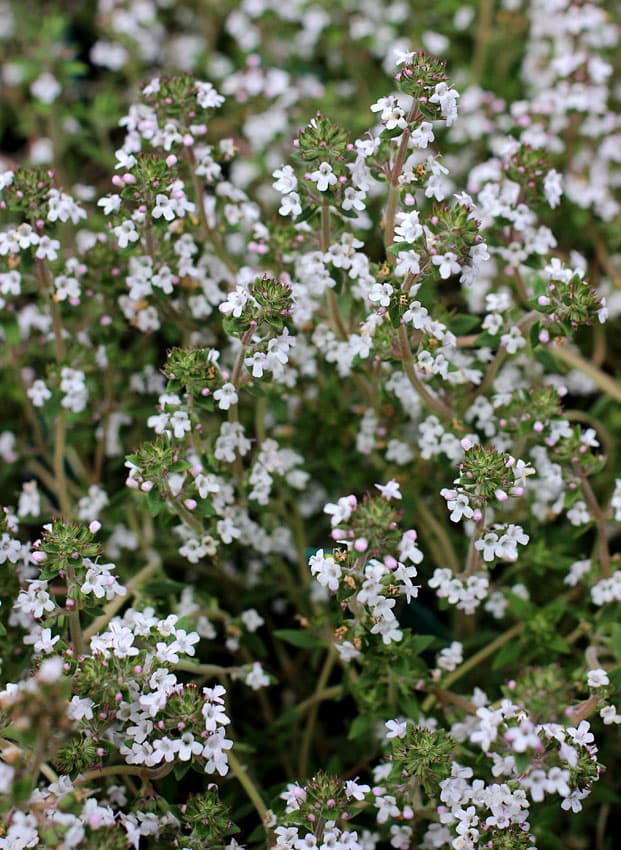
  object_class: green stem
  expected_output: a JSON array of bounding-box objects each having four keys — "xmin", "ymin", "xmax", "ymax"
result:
[
  {"xmin": 299, "ymin": 649, "xmax": 336, "ymax": 777},
  {"xmin": 228, "ymin": 750, "xmax": 270, "ymax": 827},
  {"xmin": 174, "ymin": 659, "xmax": 238, "ymax": 677},
  {"xmin": 53, "ymin": 413, "xmax": 71, "ymax": 518},
  {"xmin": 422, "ymin": 623, "xmax": 523, "ymax": 713},
  {"xmin": 78, "ymin": 762, "xmax": 174, "ymax": 784},
  {"xmin": 463, "ymin": 514, "xmax": 485, "ymax": 578},
  {"xmin": 37, "ymin": 260, "xmax": 66, "ymax": 362},
  {"xmin": 294, "ymin": 684, "xmax": 343, "ymax": 717},
  {"xmin": 320, "ymin": 200, "xmax": 331, "ymax": 251},
  {"xmin": 84, "ymin": 554, "xmax": 161, "ymax": 640},
  {"xmin": 550, "ymin": 343, "xmax": 621, "ymax": 404},
  {"xmin": 472, "ymin": 311, "xmax": 538, "ymax": 401},
  {"xmin": 289, "ymin": 500, "xmax": 312, "ymax": 596},
  {"xmin": 255, "ymin": 395, "xmax": 267, "ymax": 445},
  {"xmin": 572, "ymin": 460, "xmax": 611, "ymax": 578}
]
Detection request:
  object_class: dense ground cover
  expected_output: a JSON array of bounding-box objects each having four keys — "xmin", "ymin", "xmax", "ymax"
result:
[{"xmin": 0, "ymin": 1, "xmax": 620, "ymax": 848}]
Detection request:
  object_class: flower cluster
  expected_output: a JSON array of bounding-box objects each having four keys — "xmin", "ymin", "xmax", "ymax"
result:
[{"xmin": 0, "ymin": 3, "xmax": 619, "ymax": 849}]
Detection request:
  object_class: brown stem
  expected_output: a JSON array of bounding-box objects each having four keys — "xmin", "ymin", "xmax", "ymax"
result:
[
  {"xmin": 183, "ymin": 147, "xmax": 237, "ymax": 278},
  {"xmin": 415, "ymin": 496, "xmax": 459, "ymax": 573},
  {"xmin": 398, "ymin": 324, "xmax": 454, "ymax": 420},
  {"xmin": 384, "ymin": 105, "xmax": 420, "ymax": 250},
  {"xmin": 472, "ymin": 0, "xmax": 494, "ymax": 83}
]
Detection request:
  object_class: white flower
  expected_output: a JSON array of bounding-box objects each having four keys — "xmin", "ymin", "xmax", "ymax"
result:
[
  {"xmin": 219, "ymin": 286, "xmax": 249, "ymax": 318},
  {"xmin": 394, "ymin": 210, "xmax": 423, "ymax": 243},
  {"xmin": 385, "ymin": 719, "xmax": 407, "ymax": 739},
  {"xmin": 342, "ymin": 187, "xmax": 366, "ymax": 212},
  {"xmin": 309, "ymin": 162, "xmax": 337, "ymax": 192},
  {"xmin": 395, "ymin": 250, "xmax": 420, "ymax": 277},
  {"xmin": 432, "ymin": 252, "xmax": 460, "ymax": 279},
  {"xmin": 600, "ymin": 705, "xmax": 621, "ymax": 725},
  {"xmin": 375, "ymin": 479, "xmax": 402, "ymax": 500},
  {"xmin": 213, "ymin": 383, "xmax": 239, "ymax": 411},
  {"xmin": 500, "ymin": 326, "xmax": 526, "ymax": 354},
  {"xmin": 410, "ymin": 121, "xmax": 435, "ymax": 148},
  {"xmin": 35, "ymin": 236, "xmax": 60, "ymax": 261},
  {"xmin": 67, "ymin": 696, "xmax": 95, "ymax": 722},
  {"xmin": 245, "ymin": 662, "xmax": 270, "ymax": 690},
  {"xmin": 587, "ymin": 668, "xmax": 609, "ymax": 688},
  {"xmin": 368, "ymin": 282, "xmax": 393, "ymax": 308},
  {"xmin": 113, "ymin": 220, "xmax": 140, "ymax": 249},
  {"xmin": 324, "ymin": 495, "xmax": 356, "ymax": 526},
  {"xmin": 544, "ymin": 169, "xmax": 563, "ymax": 208},
  {"xmin": 196, "ymin": 81, "xmax": 225, "ymax": 109},
  {"xmin": 27, "ymin": 379, "xmax": 52, "ymax": 408},
  {"xmin": 279, "ymin": 192, "xmax": 302, "ymax": 217},
  {"xmin": 152, "ymin": 194, "xmax": 177, "ymax": 221},
  {"xmin": 429, "ymin": 82, "xmax": 459, "ymax": 126},
  {"xmin": 31, "ymin": 71, "xmax": 61, "ymax": 103},
  {"xmin": 241, "ymin": 609, "xmax": 264, "ymax": 632},
  {"xmin": 309, "ymin": 549, "xmax": 341, "ymax": 591},
  {"xmin": 272, "ymin": 165, "xmax": 297, "ymax": 194},
  {"xmin": 437, "ymin": 641, "xmax": 463, "ymax": 672}
]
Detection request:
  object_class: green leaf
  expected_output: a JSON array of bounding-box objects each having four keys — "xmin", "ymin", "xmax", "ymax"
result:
[
  {"xmin": 143, "ymin": 578, "xmax": 186, "ymax": 597},
  {"xmin": 529, "ymin": 320, "xmax": 541, "ymax": 348},
  {"xmin": 505, "ymin": 590, "xmax": 534, "ymax": 620},
  {"xmin": 13, "ymin": 777, "xmax": 32, "ymax": 804},
  {"xmin": 145, "ymin": 489, "xmax": 163, "ymax": 517},
  {"xmin": 492, "ymin": 638, "xmax": 524, "ymax": 671},
  {"xmin": 449, "ymin": 314, "xmax": 480, "ymax": 335},
  {"xmin": 273, "ymin": 629, "xmax": 323, "ymax": 648},
  {"xmin": 610, "ymin": 624, "xmax": 621, "ymax": 661},
  {"xmin": 348, "ymin": 714, "xmax": 373, "ymax": 740},
  {"xmin": 409, "ymin": 634, "xmax": 436, "ymax": 654},
  {"xmin": 475, "ymin": 331, "xmax": 500, "ymax": 347},
  {"xmin": 173, "ymin": 761, "xmax": 191, "ymax": 780},
  {"xmin": 296, "ymin": 206, "xmax": 318, "ymax": 224},
  {"xmin": 606, "ymin": 665, "xmax": 621, "ymax": 690}
]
